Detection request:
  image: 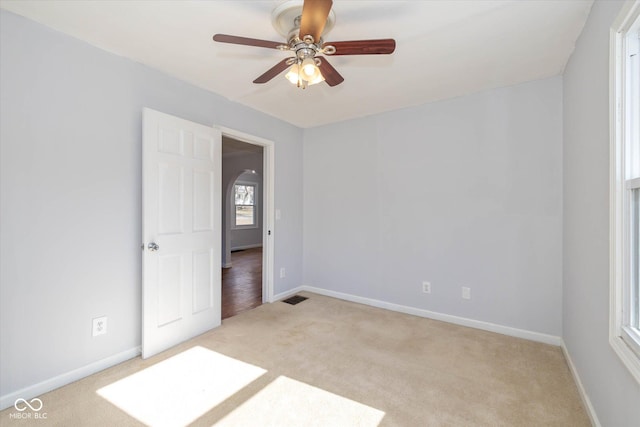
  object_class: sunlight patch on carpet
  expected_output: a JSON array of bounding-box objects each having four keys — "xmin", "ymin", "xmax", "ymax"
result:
[
  {"xmin": 97, "ymin": 346, "xmax": 266, "ymax": 427},
  {"xmin": 214, "ymin": 376, "xmax": 385, "ymax": 427}
]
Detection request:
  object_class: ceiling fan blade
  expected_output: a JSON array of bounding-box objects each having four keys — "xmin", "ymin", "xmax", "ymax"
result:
[
  {"xmin": 317, "ymin": 57, "xmax": 344, "ymax": 87},
  {"xmin": 324, "ymin": 39, "xmax": 396, "ymax": 55},
  {"xmin": 299, "ymin": 0, "xmax": 333, "ymax": 43},
  {"xmin": 213, "ymin": 34, "xmax": 283, "ymax": 50},
  {"xmin": 253, "ymin": 58, "xmax": 293, "ymax": 84}
]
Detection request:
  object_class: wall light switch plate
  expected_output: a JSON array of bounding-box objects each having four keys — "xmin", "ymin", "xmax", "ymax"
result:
[{"xmin": 462, "ymin": 287, "xmax": 471, "ymax": 300}]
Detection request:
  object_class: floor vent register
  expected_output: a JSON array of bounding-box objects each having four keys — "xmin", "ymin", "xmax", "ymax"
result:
[{"xmin": 282, "ymin": 295, "xmax": 308, "ymax": 305}]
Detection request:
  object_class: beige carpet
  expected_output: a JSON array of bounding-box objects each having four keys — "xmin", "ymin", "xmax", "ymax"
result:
[{"xmin": 0, "ymin": 292, "xmax": 590, "ymax": 426}]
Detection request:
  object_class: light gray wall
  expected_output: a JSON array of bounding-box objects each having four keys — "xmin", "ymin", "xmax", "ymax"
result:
[
  {"xmin": 563, "ymin": 0, "xmax": 640, "ymax": 425},
  {"xmin": 303, "ymin": 76, "xmax": 563, "ymax": 336},
  {"xmin": 0, "ymin": 10, "xmax": 303, "ymax": 400},
  {"xmin": 6, "ymin": 3, "xmax": 639, "ymax": 423}
]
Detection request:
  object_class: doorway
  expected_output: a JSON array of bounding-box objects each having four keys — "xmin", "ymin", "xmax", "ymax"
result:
[
  {"xmin": 222, "ymin": 247, "xmax": 263, "ymax": 318},
  {"xmin": 220, "ymin": 129, "xmax": 274, "ymax": 318}
]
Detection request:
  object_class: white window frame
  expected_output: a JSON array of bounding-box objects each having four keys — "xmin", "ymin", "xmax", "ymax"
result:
[
  {"xmin": 232, "ymin": 181, "xmax": 258, "ymax": 230},
  {"xmin": 610, "ymin": 0, "xmax": 640, "ymax": 384}
]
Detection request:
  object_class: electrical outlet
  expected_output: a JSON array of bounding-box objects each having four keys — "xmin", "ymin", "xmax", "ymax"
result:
[
  {"xmin": 462, "ymin": 287, "xmax": 471, "ymax": 300},
  {"xmin": 422, "ymin": 281, "xmax": 431, "ymax": 294},
  {"xmin": 92, "ymin": 316, "xmax": 108, "ymax": 337},
  {"xmin": 280, "ymin": 267, "xmax": 286, "ymax": 278}
]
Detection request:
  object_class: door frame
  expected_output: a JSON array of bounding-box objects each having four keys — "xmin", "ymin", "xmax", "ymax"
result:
[{"xmin": 217, "ymin": 126, "xmax": 275, "ymax": 303}]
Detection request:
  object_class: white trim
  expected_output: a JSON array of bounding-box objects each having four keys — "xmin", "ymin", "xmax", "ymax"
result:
[
  {"xmin": 561, "ymin": 342, "xmax": 602, "ymax": 427},
  {"xmin": 216, "ymin": 126, "xmax": 275, "ymax": 304},
  {"xmin": 263, "ymin": 143, "xmax": 275, "ymax": 303},
  {"xmin": 621, "ymin": 325, "xmax": 640, "ymax": 357},
  {"xmin": 289, "ymin": 286, "xmax": 562, "ymax": 345},
  {"xmin": 0, "ymin": 347, "xmax": 140, "ymax": 411},
  {"xmin": 626, "ymin": 176, "xmax": 640, "ymax": 189},
  {"xmin": 612, "ymin": 1, "xmax": 640, "ymax": 31},
  {"xmin": 609, "ymin": 0, "xmax": 640, "ymax": 384},
  {"xmin": 610, "ymin": 335, "xmax": 640, "ymax": 383}
]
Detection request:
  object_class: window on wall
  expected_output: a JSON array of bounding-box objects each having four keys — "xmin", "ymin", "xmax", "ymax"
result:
[
  {"xmin": 610, "ymin": 1, "xmax": 640, "ymax": 384},
  {"xmin": 233, "ymin": 183, "xmax": 257, "ymax": 228}
]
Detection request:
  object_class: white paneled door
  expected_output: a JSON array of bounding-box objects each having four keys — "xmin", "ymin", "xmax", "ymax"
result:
[{"xmin": 142, "ymin": 108, "xmax": 221, "ymax": 359}]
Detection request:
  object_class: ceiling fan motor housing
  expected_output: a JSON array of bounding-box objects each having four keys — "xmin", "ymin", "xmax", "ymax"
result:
[{"xmin": 272, "ymin": 1, "xmax": 336, "ymax": 38}]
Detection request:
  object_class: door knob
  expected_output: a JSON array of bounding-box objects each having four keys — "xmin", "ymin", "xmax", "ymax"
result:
[{"xmin": 148, "ymin": 242, "xmax": 159, "ymax": 252}]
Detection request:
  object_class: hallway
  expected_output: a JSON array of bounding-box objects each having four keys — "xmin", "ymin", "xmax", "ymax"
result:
[{"xmin": 221, "ymin": 247, "xmax": 263, "ymax": 319}]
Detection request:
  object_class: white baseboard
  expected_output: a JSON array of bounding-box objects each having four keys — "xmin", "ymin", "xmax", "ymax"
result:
[
  {"xmin": 296, "ymin": 285, "xmax": 563, "ymax": 346},
  {"xmin": 0, "ymin": 347, "xmax": 140, "ymax": 411},
  {"xmin": 561, "ymin": 342, "xmax": 601, "ymax": 427}
]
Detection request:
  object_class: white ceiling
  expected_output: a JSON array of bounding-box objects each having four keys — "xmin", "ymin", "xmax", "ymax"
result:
[{"xmin": 1, "ymin": 0, "xmax": 593, "ymax": 128}]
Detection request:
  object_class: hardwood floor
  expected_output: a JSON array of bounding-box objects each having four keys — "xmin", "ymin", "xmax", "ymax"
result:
[{"xmin": 221, "ymin": 247, "xmax": 262, "ymax": 319}]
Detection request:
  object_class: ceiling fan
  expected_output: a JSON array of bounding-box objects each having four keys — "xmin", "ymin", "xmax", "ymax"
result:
[{"xmin": 213, "ymin": 0, "xmax": 396, "ymax": 89}]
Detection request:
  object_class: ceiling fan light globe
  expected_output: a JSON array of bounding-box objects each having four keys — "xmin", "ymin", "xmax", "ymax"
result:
[
  {"xmin": 301, "ymin": 57, "xmax": 322, "ymax": 81},
  {"xmin": 306, "ymin": 73, "xmax": 325, "ymax": 86},
  {"xmin": 302, "ymin": 63, "xmax": 316, "ymax": 77},
  {"xmin": 285, "ymin": 64, "xmax": 301, "ymax": 84}
]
